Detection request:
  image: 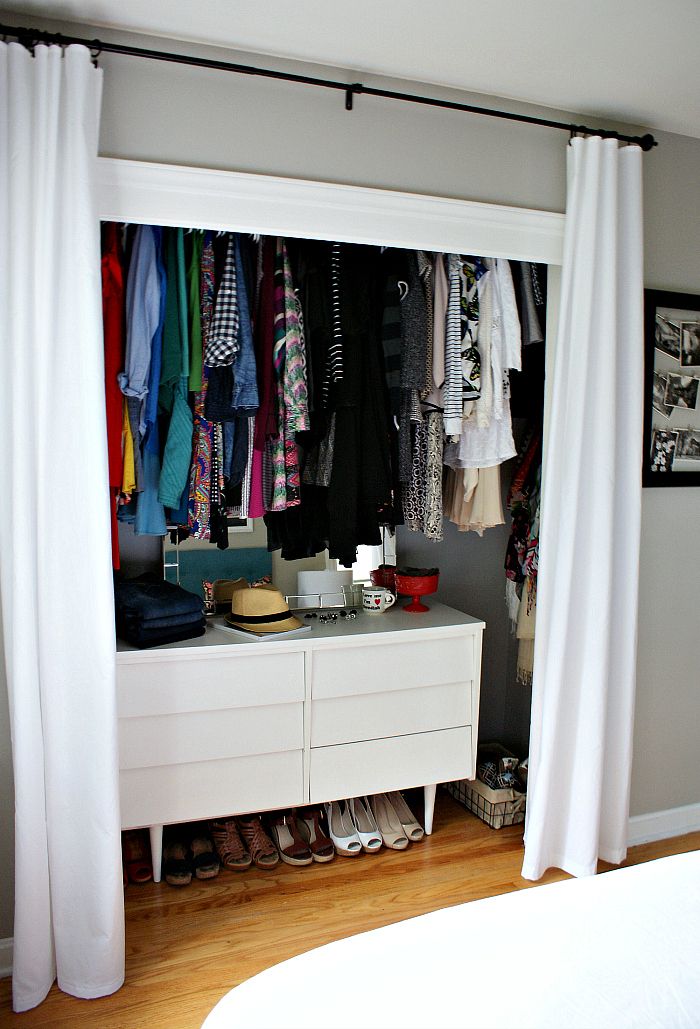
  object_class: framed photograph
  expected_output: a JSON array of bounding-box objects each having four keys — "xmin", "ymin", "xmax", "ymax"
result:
[{"xmin": 643, "ymin": 288, "xmax": 700, "ymax": 486}]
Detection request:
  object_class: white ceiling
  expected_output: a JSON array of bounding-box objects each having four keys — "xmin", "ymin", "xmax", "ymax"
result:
[{"xmin": 3, "ymin": 0, "xmax": 700, "ymax": 138}]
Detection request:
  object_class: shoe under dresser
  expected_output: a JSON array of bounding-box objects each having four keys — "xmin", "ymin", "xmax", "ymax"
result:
[{"xmin": 116, "ymin": 602, "xmax": 484, "ymax": 880}]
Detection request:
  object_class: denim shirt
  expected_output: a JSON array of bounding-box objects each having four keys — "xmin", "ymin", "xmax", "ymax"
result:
[
  {"xmin": 118, "ymin": 225, "xmax": 160, "ymax": 421},
  {"xmin": 231, "ymin": 234, "xmax": 259, "ymax": 413}
]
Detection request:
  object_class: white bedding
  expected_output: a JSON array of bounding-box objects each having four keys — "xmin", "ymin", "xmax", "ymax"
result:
[{"xmin": 202, "ymin": 849, "xmax": 700, "ymax": 1029}]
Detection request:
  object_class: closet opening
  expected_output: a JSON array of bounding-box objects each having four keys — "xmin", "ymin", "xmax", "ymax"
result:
[{"xmin": 100, "ymin": 154, "xmax": 563, "ymax": 890}]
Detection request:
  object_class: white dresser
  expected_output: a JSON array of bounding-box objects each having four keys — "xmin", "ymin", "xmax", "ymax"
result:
[{"xmin": 116, "ymin": 602, "xmax": 484, "ymax": 880}]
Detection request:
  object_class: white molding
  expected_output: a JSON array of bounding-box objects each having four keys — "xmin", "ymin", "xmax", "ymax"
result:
[
  {"xmin": 628, "ymin": 802, "xmax": 700, "ymax": 847},
  {"xmin": 0, "ymin": 936, "xmax": 12, "ymax": 980},
  {"xmin": 96, "ymin": 157, "xmax": 564, "ymax": 265}
]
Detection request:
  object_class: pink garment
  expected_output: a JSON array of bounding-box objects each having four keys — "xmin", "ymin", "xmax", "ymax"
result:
[{"xmin": 247, "ymin": 443, "xmax": 265, "ymax": 518}]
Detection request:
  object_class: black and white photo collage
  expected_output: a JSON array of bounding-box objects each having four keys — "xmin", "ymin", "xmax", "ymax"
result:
[{"xmin": 650, "ymin": 308, "xmax": 700, "ymax": 472}]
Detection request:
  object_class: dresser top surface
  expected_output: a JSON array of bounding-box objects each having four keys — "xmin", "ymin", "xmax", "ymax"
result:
[{"xmin": 116, "ymin": 601, "xmax": 484, "ymax": 660}]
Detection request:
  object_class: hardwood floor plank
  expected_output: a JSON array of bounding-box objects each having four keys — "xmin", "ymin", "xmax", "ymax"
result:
[{"xmin": 1, "ymin": 793, "xmax": 698, "ymax": 1028}]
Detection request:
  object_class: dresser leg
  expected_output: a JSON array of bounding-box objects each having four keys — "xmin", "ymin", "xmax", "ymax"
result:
[
  {"xmin": 150, "ymin": 824, "xmax": 163, "ymax": 883},
  {"xmin": 423, "ymin": 784, "xmax": 437, "ymax": 835}
]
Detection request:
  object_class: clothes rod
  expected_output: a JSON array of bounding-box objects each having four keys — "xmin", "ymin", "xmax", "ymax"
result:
[{"xmin": 0, "ymin": 22, "xmax": 658, "ymax": 152}]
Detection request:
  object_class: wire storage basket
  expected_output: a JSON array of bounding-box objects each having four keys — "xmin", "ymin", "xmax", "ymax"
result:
[
  {"xmin": 445, "ymin": 777, "xmax": 526, "ymax": 829},
  {"xmin": 446, "ymin": 742, "xmax": 526, "ymax": 829}
]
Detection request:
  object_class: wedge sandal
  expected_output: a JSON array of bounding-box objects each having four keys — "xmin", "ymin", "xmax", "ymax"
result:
[
  {"xmin": 190, "ymin": 833, "xmax": 220, "ymax": 879},
  {"xmin": 162, "ymin": 839, "xmax": 192, "ymax": 887},
  {"xmin": 236, "ymin": 815, "xmax": 279, "ymax": 870},
  {"xmin": 210, "ymin": 818, "xmax": 252, "ymax": 871},
  {"xmin": 269, "ymin": 811, "xmax": 313, "ymax": 866}
]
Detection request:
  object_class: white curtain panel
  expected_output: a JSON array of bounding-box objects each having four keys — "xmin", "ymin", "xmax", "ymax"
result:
[
  {"xmin": 0, "ymin": 43, "xmax": 124, "ymax": 1010},
  {"xmin": 522, "ymin": 137, "xmax": 644, "ymax": 880}
]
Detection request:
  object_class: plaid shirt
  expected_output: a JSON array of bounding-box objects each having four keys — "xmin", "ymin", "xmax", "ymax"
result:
[{"xmin": 204, "ymin": 234, "xmax": 239, "ymax": 367}]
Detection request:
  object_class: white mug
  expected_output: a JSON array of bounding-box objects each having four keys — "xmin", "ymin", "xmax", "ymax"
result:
[{"xmin": 362, "ymin": 586, "xmax": 396, "ymax": 614}]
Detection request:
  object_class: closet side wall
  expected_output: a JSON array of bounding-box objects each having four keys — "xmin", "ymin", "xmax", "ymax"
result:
[{"xmin": 1, "ymin": 18, "xmax": 698, "ymax": 940}]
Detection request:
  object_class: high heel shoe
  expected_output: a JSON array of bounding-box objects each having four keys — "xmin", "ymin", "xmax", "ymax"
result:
[
  {"xmin": 324, "ymin": 800, "xmax": 362, "ymax": 857},
  {"xmin": 348, "ymin": 796, "xmax": 382, "ymax": 852},
  {"xmin": 296, "ymin": 807, "xmax": 335, "ymax": 863},
  {"xmin": 386, "ymin": 791, "xmax": 425, "ymax": 842},
  {"xmin": 369, "ymin": 793, "xmax": 409, "ymax": 850},
  {"xmin": 236, "ymin": 815, "xmax": 279, "ymax": 870},
  {"xmin": 268, "ymin": 811, "xmax": 313, "ymax": 866}
]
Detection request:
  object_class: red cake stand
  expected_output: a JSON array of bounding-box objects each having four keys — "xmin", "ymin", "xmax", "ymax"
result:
[{"xmin": 394, "ymin": 568, "xmax": 440, "ymax": 613}]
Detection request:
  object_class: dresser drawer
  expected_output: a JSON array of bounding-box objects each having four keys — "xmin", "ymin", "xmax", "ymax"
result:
[
  {"xmin": 117, "ymin": 650, "xmax": 305, "ymax": 718},
  {"xmin": 119, "ymin": 699, "xmax": 303, "ymax": 769},
  {"xmin": 120, "ymin": 750, "xmax": 304, "ymax": 829},
  {"xmin": 311, "ymin": 681, "xmax": 470, "ymax": 747},
  {"xmin": 309, "ymin": 726, "xmax": 473, "ymax": 803},
  {"xmin": 311, "ymin": 634, "xmax": 475, "ymax": 700}
]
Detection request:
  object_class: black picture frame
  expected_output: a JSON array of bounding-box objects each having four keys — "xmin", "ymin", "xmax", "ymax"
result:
[{"xmin": 643, "ymin": 288, "xmax": 700, "ymax": 487}]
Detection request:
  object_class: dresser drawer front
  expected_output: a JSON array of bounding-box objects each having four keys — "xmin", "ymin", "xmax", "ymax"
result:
[
  {"xmin": 311, "ymin": 681, "xmax": 470, "ymax": 747},
  {"xmin": 117, "ymin": 651, "xmax": 305, "ymax": 718},
  {"xmin": 311, "ymin": 635, "xmax": 474, "ymax": 700},
  {"xmin": 119, "ymin": 700, "xmax": 303, "ymax": 770},
  {"xmin": 309, "ymin": 726, "xmax": 473, "ymax": 803},
  {"xmin": 120, "ymin": 750, "xmax": 304, "ymax": 829}
]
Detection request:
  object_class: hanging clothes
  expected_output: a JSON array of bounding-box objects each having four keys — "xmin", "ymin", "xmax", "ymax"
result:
[
  {"xmin": 188, "ymin": 232, "xmax": 204, "ymax": 393},
  {"xmin": 101, "ymin": 224, "xmax": 126, "ymax": 567},
  {"xmin": 231, "ymin": 234, "xmax": 259, "ymax": 413},
  {"xmin": 249, "ymin": 239, "xmax": 277, "ymax": 517},
  {"xmin": 379, "ymin": 249, "xmax": 407, "ymax": 419},
  {"xmin": 398, "ymin": 251, "xmax": 430, "ymax": 481},
  {"xmin": 268, "ymin": 239, "xmax": 291, "ymax": 511},
  {"xmin": 158, "ymin": 228, "xmax": 194, "ymax": 511},
  {"xmin": 118, "ymin": 224, "xmax": 162, "ymax": 500},
  {"xmin": 264, "ymin": 238, "xmax": 332, "ymax": 559},
  {"xmin": 422, "ymin": 410, "xmax": 444, "ymax": 541},
  {"xmin": 188, "ymin": 232, "xmax": 215, "ymax": 538},
  {"xmin": 327, "ymin": 243, "xmax": 395, "ymax": 566},
  {"xmin": 424, "ymin": 252, "xmax": 448, "ymax": 409},
  {"xmin": 445, "ymin": 259, "xmax": 521, "ymax": 470},
  {"xmin": 119, "ymin": 224, "xmax": 160, "ymax": 430},
  {"xmin": 443, "ymin": 254, "xmax": 464, "ymax": 436},
  {"xmin": 458, "ymin": 256, "xmax": 484, "ymax": 419},
  {"xmin": 504, "ymin": 432, "xmax": 542, "ymax": 682},
  {"xmin": 322, "ymin": 241, "xmax": 344, "ymax": 403},
  {"xmin": 134, "ymin": 225, "xmax": 168, "ymax": 537},
  {"xmin": 106, "ymin": 223, "xmax": 540, "ymax": 563},
  {"xmin": 204, "ymin": 234, "xmax": 239, "ymax": 367},
  {"xmin": 120, "ymin": 400, "xmax": 136, "ymax": 500},
  {"xmin": 444, "ymin": 464, "xmax": 505, "ymax": 536}
]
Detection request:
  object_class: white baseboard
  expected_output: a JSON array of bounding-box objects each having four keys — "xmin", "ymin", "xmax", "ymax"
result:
[
  {"xmin": 628, "ymin": 801, "xmax": 700, "ymax": 847},
  {"xmin": 0, "ymin": 936, "xmax": 12, "ymax": 980}
]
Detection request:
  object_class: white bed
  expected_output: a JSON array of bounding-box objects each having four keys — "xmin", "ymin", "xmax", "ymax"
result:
[{"xmin": 202, "ymin": 849, "xmax": 700, "ymax": 1029}]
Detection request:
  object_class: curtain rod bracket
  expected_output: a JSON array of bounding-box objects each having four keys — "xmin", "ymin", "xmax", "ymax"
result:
[{"xmin": 345, "ymin": 83, "xmax": 363, "ymax": 112}]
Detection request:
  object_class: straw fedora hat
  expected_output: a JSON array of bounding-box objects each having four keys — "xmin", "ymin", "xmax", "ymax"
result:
[{"xmin": 225, "ymin": 585, "xmax": 303, "ymax": 635}]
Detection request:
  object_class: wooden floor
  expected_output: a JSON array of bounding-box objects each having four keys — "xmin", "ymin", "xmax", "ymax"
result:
[{"xmin": 2, "ymin": 791, "xmax": 699, "ymax": 1028}]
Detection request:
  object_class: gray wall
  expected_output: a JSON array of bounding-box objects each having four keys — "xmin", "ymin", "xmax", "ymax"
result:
[{"xmin": 1, "ymin": 19, "xmax": 698, "ymax": 939}]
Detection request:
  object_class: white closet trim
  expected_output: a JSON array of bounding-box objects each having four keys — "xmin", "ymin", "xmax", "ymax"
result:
[{"xmin": 96, "ymin": 158, "xmax": 564, "ymax": 265}]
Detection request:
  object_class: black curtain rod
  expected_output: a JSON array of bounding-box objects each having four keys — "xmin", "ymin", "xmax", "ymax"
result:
[{"xmin": 1, "ymin": 22, "xmax": 658, "ymax": 152}]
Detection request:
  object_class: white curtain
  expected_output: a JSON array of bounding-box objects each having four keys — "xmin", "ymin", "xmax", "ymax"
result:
[
  {"xmin": 522, "ymin": 137, "xmax": 644, "ymax": 880},
  {"xmin": 0, "ymin": 43, "xmax": 124, "ymax": 1010}
]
